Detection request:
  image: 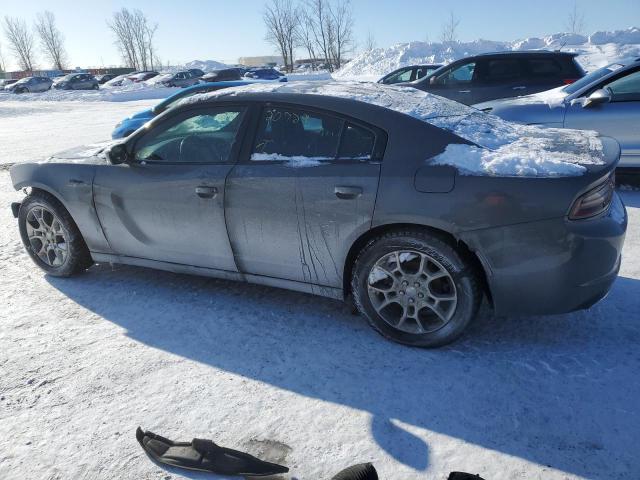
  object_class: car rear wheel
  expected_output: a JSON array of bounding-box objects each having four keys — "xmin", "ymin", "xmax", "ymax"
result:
[
  {"xmin": 351, "ymin": 230, "xmax": 481, "ymax": 347},
  {"xmin": 18, "ymin": 190, "xmax": 93, "ymax": 277}
]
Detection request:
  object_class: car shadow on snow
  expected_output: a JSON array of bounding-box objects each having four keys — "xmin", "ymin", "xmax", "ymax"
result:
[{"xmin": 47, "ymin": 266, "xmax": 640, "ymax": 478}]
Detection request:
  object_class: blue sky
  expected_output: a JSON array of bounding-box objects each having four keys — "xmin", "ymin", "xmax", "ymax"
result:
[{"xmin": 1, "ymin": 0, "xmax": 638, "ymax": 70}]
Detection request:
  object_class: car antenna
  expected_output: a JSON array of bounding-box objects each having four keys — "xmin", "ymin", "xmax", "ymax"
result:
[{"xmin": 555, "ymin": 40, "xmax": 567, "ymax": 52}]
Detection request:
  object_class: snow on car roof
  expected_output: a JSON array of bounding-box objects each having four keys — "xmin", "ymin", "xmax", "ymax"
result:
[{"xmin": 182, "ymin": 81, "xmax": 605, "ymax": 177}]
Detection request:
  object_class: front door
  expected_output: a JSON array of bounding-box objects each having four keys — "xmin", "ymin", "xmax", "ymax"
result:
[
  {"xmin": 93, "ymin": 105, "xmax": 248, "ymax": 271},
  {"xmin": 565, "ymin": 68, "xmax": 640, "ymax": 167},
  {"xmin": 225, "ymin": 104, "xmax": 382, "ymax": 288}
]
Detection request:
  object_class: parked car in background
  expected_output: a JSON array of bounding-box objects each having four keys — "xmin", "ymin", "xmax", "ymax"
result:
[
  {"xmin": 53, "ymin": 73, "xmax": 99, "ymax": 90},
  {"xmin": 0, "ymin": 79, "xmax": 18, "ymax": 89},
  {"xmin": 244, "ymin": 68, "xmax": 287, "ymax": 81},
  {"xmin": 475, "ymin": 57, "xmax": 640, "ymax": 170},
  {"xmin": 103, "ymin": 74, "xmax": 131, "ymax": 87},
  {"xmin": 11, "ymin": 82, "xmax": 626, "ymax": 348},
  {"xmin": 5, "ymin": 76, "xmax": 53, "ymax": 93},
  {"xmin": 378, "ymin": 64, "xmax": 443, "ymax": 85},
  {"xmin": 111, "ymin": 80, "xmax": 260, "ymax": 139},
  {"xmin": 188, "ymin": 68, "xmax": 205, "ymax": 78},
  {"xmin": 129, "ymin": 71, "xmax": 159, "ymax": 83},
  {"xmin": 409, "ymin": 51, "xmax": 585, "ymax": 104},
  {"xmin": 95, "ymin": 74, "xmax": 117, "ymax": 84},
  {"xmin": 153, "ymin": 71, "xmax": 201, "ymax": 88},
  {"xmin": 201, "ymin": 69, "xmax": 243, "ymax": 82}
]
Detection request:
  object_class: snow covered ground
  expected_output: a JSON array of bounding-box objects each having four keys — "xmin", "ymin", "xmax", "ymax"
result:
[
  {"xmin": 335, "ymin": 27, "xmax": 640, "ymax": 81},
  {"xmin": 1, "ymin": 93, "xmax": 640, "ymax": 480}
]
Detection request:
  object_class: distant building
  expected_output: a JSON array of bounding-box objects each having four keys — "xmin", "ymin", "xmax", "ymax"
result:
[{"xmin": 238, "ymin": 56, "xmax": 283, "ymax": 67}]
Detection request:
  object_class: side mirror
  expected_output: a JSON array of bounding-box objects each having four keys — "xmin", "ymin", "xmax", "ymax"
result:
[
  {"xmin": 430, "ymin": 76, "xmax": 437, "ymax": 85},
  {"xmin": 583, "ymin": 89, "xmax": 611, "ymax": 108},
  {"xmin": 106, "ymin": 143, "xmax": 129, "ymax": 165}
]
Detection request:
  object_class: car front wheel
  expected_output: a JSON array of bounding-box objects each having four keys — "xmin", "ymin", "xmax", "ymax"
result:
[
  {"xmin": 18, "ymin": 191, "xmax": 93, "ymax": 277},
  {"xmin": 351, "ymin": 230, "xmax": 481, "ymax": 348}
]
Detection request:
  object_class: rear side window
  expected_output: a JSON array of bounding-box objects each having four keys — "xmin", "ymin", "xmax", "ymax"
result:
[
  {"xmin": 252, "ymin": 107, "xmax": 342, "ymax": 160},
  {"xmin": 338, "ymin": 123, "xmax": 376, "ymax": 159},
  {"xmin": 477, "ymin": 59, "xmax": 522, "ymax": 83},
  {"xmin": 251, "ymin": 106, "xmax": 379, "ymax": 163},
  {"xmin": 527, "ymin": 58, "xmax": 562, "ymax": 78}
]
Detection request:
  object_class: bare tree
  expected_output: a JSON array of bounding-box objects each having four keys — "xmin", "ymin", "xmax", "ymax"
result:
[
  {"xmin": 108, "ymin": 8, "xmax": 158, "ymax": 70},
  {"xmin": 296, "ymin": 9, "xmax": 317, "ymax": 68},
  {"xmin": 3, "ymin": 16, "xmax": 36, "ymax": 72},
  {"xmin": 263, "ymin": 0, "xmax": 298, "ymax": 72},
  {"xmin": 440, "ymin": 11, "xmax": 460, "ymax": 44},
  {"xmin": 305, "ymin": 0, "xmax": 332, "ymax": 70},
  {"xmin": 0, "ymin": 43, "xmax": 6, "ymax": 72},
  {"xmin": 565, "ymin": 1, "xmax": 585, "ymax": 34},
  {"xmin": 326, "ymin": 0, "xmax": 354, "ymax": 69},
  {"xmin": 34, "ymin": 11, "xmax": 67, "ymax": 70},
  {"xmin": 364, "ymin": 30, "xmax": 376, "ymax": 51}
]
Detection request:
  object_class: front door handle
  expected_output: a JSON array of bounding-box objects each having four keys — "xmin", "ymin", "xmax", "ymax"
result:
[
  {"xmin": 335, "ymin": 186, "xmax": 362, "ymax": 200},
  {"xmin": 195, "ymin": 186, "xmax": 218, "ymax": 199},
  {"xmin": 458, "ymin": 90, "xmax": 471, "ymax": 93},
  {"xmin": 512, "ymin": 86, "xmax": 527, "ymax": 90}
]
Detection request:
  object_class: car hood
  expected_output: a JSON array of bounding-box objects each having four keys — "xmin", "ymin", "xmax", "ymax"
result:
[{"xmin": 40, "ymin": 141, "xmax": 118, "ymax": 165}]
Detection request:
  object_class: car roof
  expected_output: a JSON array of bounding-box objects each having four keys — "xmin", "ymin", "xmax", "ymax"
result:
[{"xmin": 472, "ymin": 50, "xmax": 579, "ymax": 58}]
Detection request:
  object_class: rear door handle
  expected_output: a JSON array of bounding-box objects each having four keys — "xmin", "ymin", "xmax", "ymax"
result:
[
  {"xmin": 195, "ymin": 186, "xmax": 218, "ymax": 198},
  {"xmin": 458, "ymin": 90, "xmax": 471, "ymax": 93},
  {"xmin": 512, "ymin": 86, "xmax": 527, "ymax": 90},
  {"xmin": 334, "ymin": 186, "xmax": 362, "ymax": 200}
]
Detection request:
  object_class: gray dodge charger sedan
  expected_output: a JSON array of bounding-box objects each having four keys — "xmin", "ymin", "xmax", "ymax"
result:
[{"xmin": 9, "ymin": 82, "xmax": 627, "ymax": 347}]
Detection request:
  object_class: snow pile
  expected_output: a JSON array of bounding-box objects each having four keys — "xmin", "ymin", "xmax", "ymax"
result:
[
  {"xmin": 335, "ymin": 27, "xmax": 640, "ymax": 80},
  {"xmin": 184, "ymin": 59, "xmax": 231, "ymax": 72},
  {"xmin": 251, "ymin": 153, "xmax": 328, "ymax": 167},
  {"xmin": 188, "ymin": 81, "xmax": 605, "ymax": 176}
]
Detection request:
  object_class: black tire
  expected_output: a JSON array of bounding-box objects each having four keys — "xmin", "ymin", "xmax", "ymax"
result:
[
  {"xmin": 351, "ymin": 229, "xmax": 481, "ymax": 348},
  {"xmin": 18, "ymin": 190, "xmax": 93, "ymax": 277}
]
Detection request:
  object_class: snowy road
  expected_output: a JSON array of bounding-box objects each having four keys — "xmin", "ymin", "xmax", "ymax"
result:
[{"xmin": 0, "ymin": 100, "xmax": 639, "ymax": 480}]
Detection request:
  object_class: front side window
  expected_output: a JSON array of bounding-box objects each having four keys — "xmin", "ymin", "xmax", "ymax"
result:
[
  {"xmin": 252, "ymin": 107, "xmax": 342, "ymax": 161},
  {"xmin": 602, "ymin": 69, "xmax": 640, "ymax": 102},
  {"xmin": 135, "ymin": 107, "xmax": 245, "ymax": 164},
  {"xmin": 438, "ymin": 62, "xmax": 476, "ymax": 85}
]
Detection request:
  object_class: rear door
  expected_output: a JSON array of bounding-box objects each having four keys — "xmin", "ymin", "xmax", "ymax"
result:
[
  {"xmin": 93, "ymin": 105, "xmax": 248, "ymax": 270},
  {"xmin": 565, "ymin": 67, "xmax": 640, "ymax": 167},
  {"xmin": 472, "ymin": 57, "xmax": 526, "ymax": 103},
  {"xmin": 225, "ymin": 104, "xmax": 383, "ymax": 288}
]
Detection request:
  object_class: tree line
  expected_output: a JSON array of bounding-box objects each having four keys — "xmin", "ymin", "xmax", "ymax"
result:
[
  {"xmin": 0, "ymin": 8, "xmax": 159, "ymax": 74},
  {"xmin": 263, "ymin": 0, "xmax": 355, "ymax": 73}
]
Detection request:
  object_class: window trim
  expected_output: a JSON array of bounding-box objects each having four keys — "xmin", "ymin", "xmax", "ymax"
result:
[
  {"xmin": 128, "ymin": 103, "xmax": 250, "ymax": 166},
  {"xmin": 243, "ymin": 102, "xmax": 387, "ymax": 166}
]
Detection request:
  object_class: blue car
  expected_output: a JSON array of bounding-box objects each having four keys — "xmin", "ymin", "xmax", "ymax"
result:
[
  {"xmin": 244, "ymin": 68, "xmax": 288, "ymax": 81},
  {"xmin": 111, "ymin": 81, "xmax": 257, "ymax": 139}
]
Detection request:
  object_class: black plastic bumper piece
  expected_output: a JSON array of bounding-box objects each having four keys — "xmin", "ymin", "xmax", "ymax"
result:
[
  {"xmin": 136, "ymin": 427, "xmax": 289, "ymax": 477},
  {"xmin": 11, "ymin": 202, "xmax": 21, "ymax": 219}
]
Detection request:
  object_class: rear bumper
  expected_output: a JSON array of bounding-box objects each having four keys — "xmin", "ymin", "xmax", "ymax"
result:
[{"xmin": 464, "ymin": 192, "xmax": 627, "ymax": 316}]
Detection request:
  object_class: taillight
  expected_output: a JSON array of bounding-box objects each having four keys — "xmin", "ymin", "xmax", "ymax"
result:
[
  {"xmin": 563, "ymin": 78, "xmax": 577, "ymax": 85},
  {"xmin": 569, "ymin": 173, "xmax": 615, "ymax": 220}
]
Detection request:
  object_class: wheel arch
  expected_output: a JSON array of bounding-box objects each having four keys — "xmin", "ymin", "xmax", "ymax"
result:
[{"xmin": 342, "ymin": 222, "xmax": 493, "ymax": 306}]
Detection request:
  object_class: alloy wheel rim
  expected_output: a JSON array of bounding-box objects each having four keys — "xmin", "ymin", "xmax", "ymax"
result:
[
  {"xmin": 25, "ymin": 206, "xmax": 69, "ymax": 267},
  {"xmin": 367, "ymin": 250, "xmax": 457, "ymax": 334}
]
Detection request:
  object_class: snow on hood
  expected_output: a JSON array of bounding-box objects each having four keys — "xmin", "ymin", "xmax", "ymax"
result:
[
  {"xmin": 185, "ymin": 81, "xmax": 605, "ymax": 177},
  {"xmin": 482, "ymin": 85, "xmax": 569, "ymax": 109},
  {"xmin": 39, "ymin": 140, "xmax": 117, "ymax": 164}
]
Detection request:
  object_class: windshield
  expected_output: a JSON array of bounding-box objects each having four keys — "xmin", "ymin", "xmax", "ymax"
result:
[
  {"xmin": 56, "ymin": 74, "xmax": 76, "ymax": 82},
  {"xmin": 16, "ymin": 77, "xmax": 32, "ymax": 84},
  {"xmin": 563, "ymin": 64, "xmax": 623, "ymax": 95}
]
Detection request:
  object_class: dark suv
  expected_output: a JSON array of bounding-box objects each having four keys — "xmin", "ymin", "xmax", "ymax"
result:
[{"xmin": 410, "ymin": 51, "xmax": 585, "ymax": 104}]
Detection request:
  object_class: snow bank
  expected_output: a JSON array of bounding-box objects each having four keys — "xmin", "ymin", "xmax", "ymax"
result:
[
  {"xmin": 184, "ymin": 59, "xmax": 231, "ymax": 71},
  {"xmin": 335, "ymin": 27, "xmax": 640, "ymax": 80},
  {"xmin": 185, "ymin": 81, "xmax": 605, "ymax": 177}
]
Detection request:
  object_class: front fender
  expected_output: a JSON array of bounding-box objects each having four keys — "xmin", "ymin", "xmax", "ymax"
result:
[{"xmin": 10, "ymin": 163, "xmax": 112, "ymax": 254}]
